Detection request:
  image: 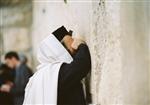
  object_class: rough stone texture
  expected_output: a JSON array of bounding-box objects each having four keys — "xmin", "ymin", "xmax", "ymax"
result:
[
  {"xmin": 0, "ymin": 0, "xmax": 31, "ymax": 7},
  {"xmin": 0, "ymin": 5, "xmax": 32, "ymax": 27},
  {"xmin": 2, "ymin": 28, "xmax": 30, "ymax": 51},
  {"xmin": 90, "ymin": 1, "xmax": 123, "ymax": 104},
  {"xmin": 92, "ymin": 0, "xmax": 150, "ymax": 104},
  {"xmin": 120, "ymin": 1, "xmax": 150, "ymax": 104}
]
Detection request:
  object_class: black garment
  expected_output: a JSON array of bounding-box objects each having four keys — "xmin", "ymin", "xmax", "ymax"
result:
[
  {"xmin": 10, "ymin": 64, "xmax": 33, "ymax": 105},
  {"xmin": 52, "ymin": 26, "xmax": 72, "ymax": 41},
  {"xmin": 0, "ymin": 64, "xmax": 14, "ymax": 105},
  {"xmin": 0, "ymin": 92, "xmax": 13, "ymax": 105},
  {"xmin": 57, "ymin": 44, "xmax": 91, "ymax": 105}
]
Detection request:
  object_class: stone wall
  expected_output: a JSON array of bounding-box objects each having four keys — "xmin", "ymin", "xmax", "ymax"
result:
[
  {"xmin": 120, "ymin": 1, "xmax": 149, "ymax": 104},
  {"xmin": 91, "ymin": 0, "xmax": 150, "ymax": 104},
  {"xmin": 90, "ymin": 0, "xmax": 123, "ymax": 104},
  {"xmin": 32, "ymin": 0, "xmax": 92, "ymax": 67}
]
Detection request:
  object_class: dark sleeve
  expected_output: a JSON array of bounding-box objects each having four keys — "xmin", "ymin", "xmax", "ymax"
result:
[
  {"xmin": 58, "ymin": 44, "xmax": 91, "ymax": 91},
  {"xmin": 21, "ymin": 66, "xmax": 32, "ymax": 88},
  {"xmin": 85, "ymin": 73, "xmax": 92, "ymax": 103},
  {"xmin": 11, "ymin": 66, "xmax": 32, "ymax": 95}
]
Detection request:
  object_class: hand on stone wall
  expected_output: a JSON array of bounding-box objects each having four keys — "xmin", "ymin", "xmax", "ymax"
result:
[{"xmin": 71, "ymin": 36, "xmax": 85, "ymax": 50}]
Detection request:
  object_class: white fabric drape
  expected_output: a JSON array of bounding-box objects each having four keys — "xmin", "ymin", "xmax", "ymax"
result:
[{"xmin": 23, "ymin": 34, "xmax": 73, "ymax": 105}]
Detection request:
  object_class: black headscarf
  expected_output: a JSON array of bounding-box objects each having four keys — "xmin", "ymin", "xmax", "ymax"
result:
[{"xmin": 52, "ymin": 26, "xmax": 72, "ymax": 41}]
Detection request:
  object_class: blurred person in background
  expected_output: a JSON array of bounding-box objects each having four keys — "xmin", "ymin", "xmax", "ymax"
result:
[
  {"xmin": 19, "ymin": 54, "xmax": 33, "ymax": 75},
  {"xmin": 4, "ymin": 51, "xmax": 33, "ymax": 105},
  {"xmin": 19, "ymin": 54, "xmax": 28, "ymax": 65},
  {"xmin": 0, "ymin": 64, "xmax": 14, "ymax": 105}
]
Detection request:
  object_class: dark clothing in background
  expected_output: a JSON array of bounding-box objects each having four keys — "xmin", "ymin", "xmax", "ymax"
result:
[
  {"xmin": 0, "ymin": 92, "xmax": 13, "ymax": 105},
  {"xmin": 0, "ymin": 65, "xmax": 14, "ymax": 86},
  {"xmin": 57, "ymin": 44, "xmax": 91, "ymax": 105},
  {"xmin": 10, "ymin": 63, "xmax": 32, "ymax": 105},
  {"xmin": 0, "ymin": 64, "xmax": 14, "ymax": 105}
]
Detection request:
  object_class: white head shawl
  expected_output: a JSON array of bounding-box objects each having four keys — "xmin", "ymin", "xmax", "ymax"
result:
[{"xmin": 23, "ymin": 34, "xmax": 73, "ymax": 105}]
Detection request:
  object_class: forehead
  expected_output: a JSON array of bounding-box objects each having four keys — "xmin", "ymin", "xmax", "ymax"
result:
[{"xmin": 5, "ymin": 58, "xmax": 13, "ymax": 62}]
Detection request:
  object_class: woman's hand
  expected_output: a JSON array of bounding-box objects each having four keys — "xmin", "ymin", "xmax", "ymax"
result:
[{"xmin": 71, "ymin": 38, "xmax": 85, "ymax": 50}]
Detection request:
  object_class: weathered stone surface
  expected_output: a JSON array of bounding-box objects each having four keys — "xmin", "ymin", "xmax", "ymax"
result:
[
  {"xmin": 0, "ymin": 4, "xmax": 32, "ymax": 27},
  {"xmin": 2, "ymin": 27, "xmax": 30, "ymax": 51},
  {"xmin": 120, "ymin": 1, "xmax": 149, "ymax": 104},
  {"xmin": 90, "ymin": 1, "xmax": 123, "ymax": 104},
  {"xmin": 0, "ymin": 0, "xmax": 31, "ymax": 7}
]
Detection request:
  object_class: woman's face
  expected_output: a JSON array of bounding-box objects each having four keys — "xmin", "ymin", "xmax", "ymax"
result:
[{"xmin": 61, "ymin": 35, "xmax": 76, "ymax": 55}]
